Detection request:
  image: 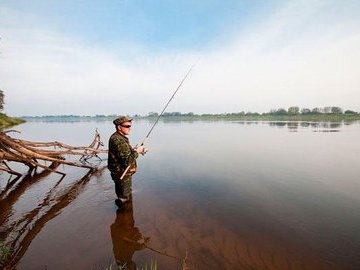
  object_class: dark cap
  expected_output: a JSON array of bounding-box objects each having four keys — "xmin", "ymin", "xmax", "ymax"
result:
[{"xmin": 113, "ymin": 116, "xmax": 133, "ymax": 126}]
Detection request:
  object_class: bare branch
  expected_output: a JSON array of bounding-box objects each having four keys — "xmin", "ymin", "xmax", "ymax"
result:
[{"xmin": 0, "ymin": 130, "xmax": 108, "ymax": 178}]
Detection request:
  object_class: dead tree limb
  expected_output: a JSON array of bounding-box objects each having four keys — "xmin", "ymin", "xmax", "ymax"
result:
[{"xmin": 0, "ymin": 130, "xmax": 108, "ymax": 178}]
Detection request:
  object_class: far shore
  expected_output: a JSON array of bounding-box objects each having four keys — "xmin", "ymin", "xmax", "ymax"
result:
[{"xmin": 19, "ymin": 113, "xmax": 360, "ymax": 123}]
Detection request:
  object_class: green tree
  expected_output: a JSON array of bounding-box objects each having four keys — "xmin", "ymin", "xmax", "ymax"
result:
[
  {"xmin": 288, "ymin": 106, "xmax": 300, "ymax": 115},
  {"xmin": 312, "ymin": 107, "xmax": 322, "ymax": 114},
  {"xmin": 301, "ymin": 108, "xmax": 311, "ymax": 114},
  {"xmin": 323, "ymin": 106, "xmax": 332, "ymax": 114},
  {"xmin": 276, "ymin": 108, "xmax": 287, "ymax": 115},
  {"xmin": 0, "ymin": 90, "xmax": 4, "ymax": 111},
  {"xmin": 268, "ymin": 108, "xmax": 287, "ymax": 115},
  {"xmin": 344, "ymin": 110, "xmax": 357, "ymax": 114},
  {"xmin": 148, "ymin": 112, "xmax": 158, "ymax": 117},
  {"xmin": 331, "ymin": 106, "xmax": 343, "ymax": 114}
]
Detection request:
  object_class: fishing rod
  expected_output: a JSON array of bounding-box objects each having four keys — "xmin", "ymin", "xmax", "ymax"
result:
[{"xmin": 120, "ymin": 62, "xmax": 197, "ymax": 180}]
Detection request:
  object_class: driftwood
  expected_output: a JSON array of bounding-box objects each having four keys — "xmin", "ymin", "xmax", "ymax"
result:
[
  {"xmin": 0, "ymin": 130, "xmax": 110, "ymax": 269},
  {"xmin": 0, "ymin": 129, "xmax": 108, "ymax": 179}
]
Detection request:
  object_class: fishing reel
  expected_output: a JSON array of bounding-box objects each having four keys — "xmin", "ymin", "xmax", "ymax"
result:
[
  {"xmin": 134, "ymin": 145, "xmax": 148, "ymax": 156},
  {"xmin": 140, "ymin": 147, "xmax": 148, "ymax": 156}
]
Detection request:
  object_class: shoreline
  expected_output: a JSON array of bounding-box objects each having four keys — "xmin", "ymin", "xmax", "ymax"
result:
[
  {"xmin": 0, "ymin": 113, "xmax": 26, "ymax": 129},
  {"xmin": 20, "ymin": 114, "xmax": 360, "ymax": 123}
]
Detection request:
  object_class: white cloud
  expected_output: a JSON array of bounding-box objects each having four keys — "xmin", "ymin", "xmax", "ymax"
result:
[{"xmin": 1, "ymin": 0, "xmax": 359, "ymax": 116}]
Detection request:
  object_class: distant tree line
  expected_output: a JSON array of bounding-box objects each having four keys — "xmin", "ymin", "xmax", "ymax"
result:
[
  {"xmin": 266, "ymin": 106, "xmax": 357, "ymax": 115},
  {"xmin": 19, "ymin": 105, "xmax": 359, "ymax": 120},
  {"xmin": 148, "ymin": 112, "xmax": 195, "ymax": 117},
  {"xmin": 146, "ymin": 106, "xmax": 358, "ymax": 117}
]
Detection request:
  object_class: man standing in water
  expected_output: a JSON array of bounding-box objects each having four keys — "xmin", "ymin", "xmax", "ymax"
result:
[{"xmin": 108, "ymin": 116, "xmax": 144, "ymax": 207}]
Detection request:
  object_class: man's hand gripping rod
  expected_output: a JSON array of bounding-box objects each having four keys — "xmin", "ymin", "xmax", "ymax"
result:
[{"xmin": 119, "ymin": 62, "xmax": 197, "ymax": 180}]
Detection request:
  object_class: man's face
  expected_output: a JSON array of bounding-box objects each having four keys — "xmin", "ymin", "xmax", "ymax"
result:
[{"xmin": 118, "ymin": 121, "xmax": 132, "ymax": 135}]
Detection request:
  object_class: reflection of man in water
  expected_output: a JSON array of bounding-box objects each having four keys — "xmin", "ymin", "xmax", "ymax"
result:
[
  {"xmin": 108, "ymin": 116, "xmax": 145, "ymax": 207},
  {"xmin": 110, "ymin": 198, "xmax": 148, "ymax": 269}
]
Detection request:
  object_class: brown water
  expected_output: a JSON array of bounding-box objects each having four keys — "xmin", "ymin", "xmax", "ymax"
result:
[{"xmin": 1, "ymin": 120, "xmax": 360, "ymax": 269}]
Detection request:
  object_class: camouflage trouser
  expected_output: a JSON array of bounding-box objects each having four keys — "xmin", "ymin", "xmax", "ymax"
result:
[{"xmin": 112, "ymin": 173, "xmax": 132, "ymax": 199}]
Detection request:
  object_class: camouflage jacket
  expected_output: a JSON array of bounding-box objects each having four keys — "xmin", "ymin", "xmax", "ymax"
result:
[{"xmin": 108, "ymin": 132, "xmax": 138, "ymax": 177}]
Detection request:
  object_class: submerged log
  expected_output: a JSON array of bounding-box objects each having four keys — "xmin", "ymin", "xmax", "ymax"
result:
[{"xmin": 0, "ymin": 129, "xmax": 108, "ymax": 177}]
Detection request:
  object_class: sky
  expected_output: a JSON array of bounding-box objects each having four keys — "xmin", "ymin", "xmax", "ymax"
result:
[{"xmin": 0, "ymin": 0, "xmax": 359, "ymax": 116}]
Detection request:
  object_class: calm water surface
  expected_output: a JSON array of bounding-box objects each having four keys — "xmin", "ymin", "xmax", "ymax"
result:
[{"xmin": 1, "ymin": 120, "xmax": 360, "ymax": 269}]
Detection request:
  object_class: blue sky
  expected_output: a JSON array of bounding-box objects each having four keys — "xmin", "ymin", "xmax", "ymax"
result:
[
  {"xmin": 2, "ymin": 0, "xmax": 272, "ymax": 49},
  {"xmin": 1, "ymin": 0, "xmax": 360, "ymax": 116}
]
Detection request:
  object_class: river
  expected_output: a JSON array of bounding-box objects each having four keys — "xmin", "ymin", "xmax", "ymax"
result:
[{"xmin": 1, "ymin": 120, "xmax": 360, "ymax": 269}]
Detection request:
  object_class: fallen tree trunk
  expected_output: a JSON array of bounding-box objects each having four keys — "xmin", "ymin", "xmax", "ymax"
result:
[{"xmin": 0, "ymin": 129, "xmax": 108, "ymax": 177}]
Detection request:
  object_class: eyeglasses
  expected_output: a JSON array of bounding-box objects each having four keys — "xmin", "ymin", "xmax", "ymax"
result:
[{"xmin": 120, "ymin": 124, "xmax": 132, "ymax": 128}]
